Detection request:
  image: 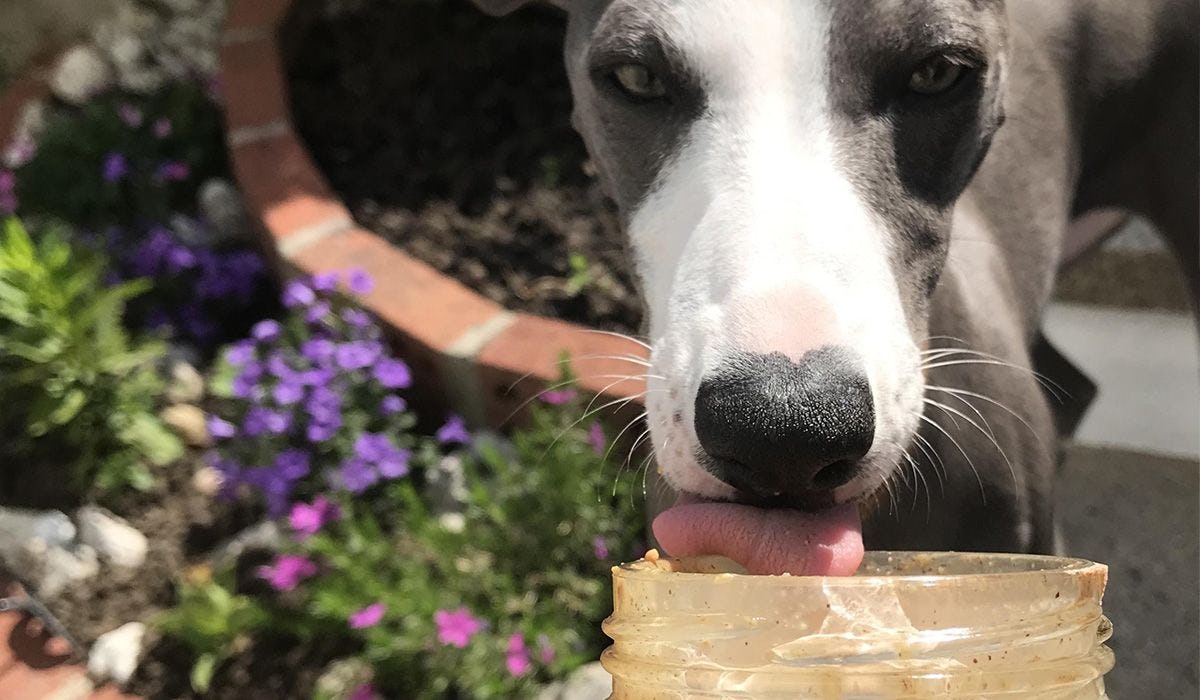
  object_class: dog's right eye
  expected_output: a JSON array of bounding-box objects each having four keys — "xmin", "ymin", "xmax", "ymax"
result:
[{"xmin": 610, "ymin": 64, "xmax": 668, "ymax": 102}]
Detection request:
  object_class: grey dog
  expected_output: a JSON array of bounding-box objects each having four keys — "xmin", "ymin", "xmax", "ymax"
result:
[{"xmin": 475, "ymin": 0, "xmax": 1198, "ymax": 573}]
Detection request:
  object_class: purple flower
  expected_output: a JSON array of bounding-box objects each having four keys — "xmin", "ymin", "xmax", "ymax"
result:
[
  {"xmin": 0, "ymin": 170, "xmax": 16, "ymax": 213},
  {"xmin": 243, "ymin": 406, "xmax": 291, "ymax": 436},
  {"xmin": 307, "ymin": 420, "xmax": 340, "ymax": 443},
  {"xmin": 354, "ymin": 433, "xmax": 394, "ymax": 462},
  {"xmin": 593, "ymin": 536, "xmax": 610, "ymax": 560},
  {"xmin": 373, "ymin": 358, "xmax": 412, "ymax": 389},
  {"xmin": 283, "ymin": 280, "xmax": 316, "ymax": 308},
  {"xmin": 347, "ymin": 269, "xmax": 374, "ymax": 295},
  {"xmin": 311, "ymin": 272, "xmax": 339, "ymax": 292},
  {"xmin": 289, "ymin": 495, "xmax": 340, "ymax": 539},
  {"xmin": 274, "ymin": 450, "xmax": 311, "ymax": 480},
  {"xmin": 505, "ymin": 633, "xmax": 532, "ymax": 677},
  {"xmin": 207, "ymin": 415, "xmax": 236, "ymax": 440},
  {"xmin": 381, "ymin": 396, "xmax": 407, "ymax": 415},
  {"xmin": 349, "ymin": 602, "xmax": 386, "ymax": 629},
  {"xmin": 101, "ymin": 152, "xmax": 129, "ymax": 182},
  {"xmin": 118, "ymin": 104, "xmax": 143, "ymax": 128},
  {"xmin": 436, "ymin": 415, "xmax": 471, "ymax": 446},
  {"xmin": 348, "ymin": 684, "xmax": 378, "ymax": 700},
  {"xmin": 273, "ymin": 380, "xmax": 306, "ymax": 406},
  {"xmin": 338, "ymin": 458, "xmax": 378, "ymax": 493},
  {"xmin": 335, "ymin": 340, "xmax": 382, "ymax": 370},
  {"xmin": 377, "ymin": 449, "xmax": 411, "ymax": 479},
  {"xmin": 267, "ymin": 353, "xmax": 298, "ymax": 379},
  {"xmin": 434, "ymin": 608, "xmax": 484, "ymax": 648},
  {"xmin": 257, "ymin": 554, "xmax": 317, "ymax": 592},
  {"xmin": 540, "ymin": 388, "xmax": 577, "ymax": 406},
  {"xmin": 210, "ymin": 456, "xmax": 244, "ymax": 499},
  {"xmin": 299, "ymin": 367, "xmax": 335, "ymax": 387},
  {"xmin": 305, "ymin": 301, "xmax": 331, "ymax": 324},
  {"xmin": 252, "ymin": 319, "xmax": 282, "ymax": 343},
  {"xmin": 537, "ymin": 634, "xmax": 555, "ymax": 665},
  {"xmin": 341, "ymin": 308, "xmax": 372, "ymax": 329},
  {"xmin": 152, "ymin": 117, "xmax": 172, "ymax": 138},
  {"xmin": 301, "ymin": 338, "xmax": 336, "ymax": 364},
  {"xmin": 226, "ymin": 340, "xmax": 256, "ymax": 366},
  {"xmin": 232, "ymin": 367, "xmax": 263, "ymax": 400},
  {"xmin": 588, "ymin": 422, "xmax": 606, "ymax": 455},
  {"xmin": 155, "ymin": 160, "xmax": 190, "ymax": 182},
  {"xmin": 165, "ymin": 244, "xmax": 197, "ymax": 272}
]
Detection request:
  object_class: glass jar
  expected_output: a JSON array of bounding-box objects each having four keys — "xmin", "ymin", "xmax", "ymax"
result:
[{"xmin": 602, "ymin": 551, "xmax": 1114, "ymax": 698}]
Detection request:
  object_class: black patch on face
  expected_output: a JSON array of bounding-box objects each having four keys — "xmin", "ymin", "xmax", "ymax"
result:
[
  {"xmin": 563, "ymin": 1, "xmax": 706, "ymax": 218},
  {"xmin": 824, "ymin": 0, "xmax": 1008, "ymax": 309}
]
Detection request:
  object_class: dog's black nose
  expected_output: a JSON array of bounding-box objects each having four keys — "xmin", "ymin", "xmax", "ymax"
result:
[{"xmin": 693, "ymin": 347, "xmax": 875, "ymax": 506}]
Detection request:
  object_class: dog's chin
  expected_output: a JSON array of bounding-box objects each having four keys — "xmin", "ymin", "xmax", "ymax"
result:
[{"xmin": 651, "ymin": 470, "xmax": 868, "ymax": 577}]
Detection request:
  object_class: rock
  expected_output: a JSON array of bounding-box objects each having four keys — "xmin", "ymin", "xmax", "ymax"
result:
[
  {"xmin": 165, "ymin": 341, "xmax": 202, "ymax": 369},
  {"xmin": 427, "ymin": 454, "xmax": 469, "ymax": 518},
  {"xmin": 165, "ymin": 360, "xmax": 205, "ymax": 405},
  {"xmin": 109, "ymin": 31, "xmax": 166, "ymax": 93},
  {"xmin": 16, "ymin": 539, "xmax": 100, "ymax": 598},
  {"xmin": 0, "ymin": 507, "xmax": 76, "ymax": 557},
  {"xmin": 314, "ymin": 658, "xmax": 374, "ymax": 699},
  {"xmin": 198, "ymin": 178, "xmax": 250, "ymax": 243},
  {"xmin": 76, "ymin": 507, "xmax": 148, "ymax": 569},
  {"xmin": 211, "ymin": 520, "xmax": 284, "ymax": 568},
  {"xmin": 160, "ymin": 403, "xmax": 210, "ymax": 447},
  {"xmin": 559, "ymin": 662, "xmax": 612, "ymax": 700},
  {"xmin": 51, "ymin": 45, "xmax": 114, "ymax": 105},
  {"xmin": 87, "ymin": 622, "xmax": 146, "ymax": 685},
  {"xmin": 191, "ymin": 465, "xmax": 222, "ymax": 497}
]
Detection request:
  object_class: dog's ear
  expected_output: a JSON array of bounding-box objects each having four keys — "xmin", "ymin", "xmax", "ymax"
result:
[{"xmin": 469, "ymin": 0, "xmax": 567, "ymax": 16}]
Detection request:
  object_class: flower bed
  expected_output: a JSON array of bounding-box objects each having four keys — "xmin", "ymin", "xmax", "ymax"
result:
[{"xmin": 0, "ymin": 6, "xmax": 648, "ymax": 695}]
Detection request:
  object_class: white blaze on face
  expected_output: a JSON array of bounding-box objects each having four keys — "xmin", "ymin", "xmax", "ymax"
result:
[{"xmin": 631, "ymin": 0, "xmax": 921, "ymax": 500}]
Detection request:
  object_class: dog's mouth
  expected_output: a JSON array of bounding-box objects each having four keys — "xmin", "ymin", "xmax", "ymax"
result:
[{"xmin": 652, "ymin": 490, "xmax": 865, "ymax": 576}]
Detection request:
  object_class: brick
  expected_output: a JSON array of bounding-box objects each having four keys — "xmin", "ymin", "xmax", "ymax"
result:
[
  {"xmin": 224, "ymin": 0, "xmax": 293, "ymax": 33},
  {"xmin": 218, "ymin": 38, "xmax": 290, "ymax": 132},
  {"xmin": 290, "ymin": 228, "xmax": 504, "ymax": 353},
  {"xmin": 475, "ymin": 313, "xmax": 648, "ymax": 428},
  {"xmin": 231, "ymin": 133, "xmax": 352, "ymax": 243}
]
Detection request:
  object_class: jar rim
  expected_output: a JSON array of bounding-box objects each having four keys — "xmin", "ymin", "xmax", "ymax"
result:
[{"xmin": 614, "ymin": 550, "xmax": 1106, "ymax": 587}]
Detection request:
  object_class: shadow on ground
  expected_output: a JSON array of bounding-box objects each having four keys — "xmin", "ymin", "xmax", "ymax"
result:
[{"xmin": 1057, "ymin": 445, "xmax": 1199, "ymax": 698}]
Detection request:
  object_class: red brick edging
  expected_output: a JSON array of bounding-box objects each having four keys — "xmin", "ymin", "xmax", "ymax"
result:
[{"xmin": 219, "ymin": 0, "xmax": 648, "ymax": 429}]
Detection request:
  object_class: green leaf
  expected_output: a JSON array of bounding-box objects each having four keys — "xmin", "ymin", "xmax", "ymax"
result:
[
  {"xmin": 119, "ymin": 412, "xmax": 183, "ymax": 466},
  {"xmin": 190, "ymin": 653, "xmax": 217, "ymax": 693}
]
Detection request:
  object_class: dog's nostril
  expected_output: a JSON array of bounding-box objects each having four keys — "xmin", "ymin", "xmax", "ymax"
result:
[{"xmin": 811, "ymin": 459, "xmax": 860, "ymax": 490}]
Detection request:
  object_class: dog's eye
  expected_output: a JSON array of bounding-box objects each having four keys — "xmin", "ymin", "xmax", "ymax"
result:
[
  {"xmin": 611, "ymin": 63, "xmax": 667, "ymax": 101},
  {"xmin": 908, "ymin": 55, "xmax": 971, "ymax": 95}
]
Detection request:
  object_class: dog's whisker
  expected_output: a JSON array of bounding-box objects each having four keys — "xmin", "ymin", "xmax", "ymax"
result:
[
  {"xmin": 578, "ymin": 328, "xmax": 654, "ymax": 351},
  {"xmin": 927, "ymin": 387, "xmax": 998, "ymax": 441},
  {"xmin": 537, "ymin": 392, "xmax": 647, "ymax": 466},
  {"xmin": 916, "ymin": 412, "xmax": 988, "ymax": 505},
  {"xmin": 501, "ymin": 373, "xmax": 660, "ymax": 427},
  {"xmin": 575, "ymin": 374, "xmax": 661, "ymax": 422},
  {"xmin": 926, "ymin": 385, "xmax": 1048, "ymax": 452},
  {"xmin": 924, "ymin": 397, "xmax": 1018, "ymax": 490},
  {"xmin": 918, "ymin": 343, "xmax": 1069, "ymax": 402},
  {"xmin": 570, "ymin": 352, "xmax": 655, "ymax": 368},
  {"xmin": 910, "ymin": 431, "xmax": 948, "ymax": 493},
  {"xmin": 920, "ymin": 358, "xmax": 1068, "ymax": 402}
]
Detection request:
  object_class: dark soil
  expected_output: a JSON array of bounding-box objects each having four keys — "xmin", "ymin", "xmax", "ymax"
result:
[{"xmin": 285, "ymin": 0, "xmax": 644, "ymax": 333}]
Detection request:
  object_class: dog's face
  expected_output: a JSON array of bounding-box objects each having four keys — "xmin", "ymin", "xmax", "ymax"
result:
[{"xmin": 479, "ymin": 0, "xmax": 1009, "ymax": 521}]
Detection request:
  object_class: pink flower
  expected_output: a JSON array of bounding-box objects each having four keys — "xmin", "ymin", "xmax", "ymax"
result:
[
  {"xmin": 156, "ymin": 160, "xmax": 190, "ymax": 182},
  {"xmin": 257, "ymin": 554, "xmax": 317, "ymax": 591},
  {"xmin": 153, "ymin": 117, "xmax": 173, "ymax": 138},
  {"xmin": 118, "ymin": 104, "xmax": 143, "ymax": 128},
  {"xmin": 588, "ymin": 422, "xmax": 606, "ymax": 455},
  {"xmin": 540, "ymin": 388, "xmax": 576, "ymax": 405},
  {"xmin": 289, "ymin": 495, "xmax": 341, "ymax": 539},
  {"xmin": 537, "ymin": 634, "xmax": 555, "ymax": 665},
  {"xmin": 505, "ymin": 633, "xmax": 532, "ymax": 677},
  {"xmin": 348, "ymin": 684, "xmax": 379, "ymax": 700},
  {"xmin": 434, "ymin": 607, "xmax": 484, "ymax": 648},
  {"xmin": 349, "ymin": 602, "xmax": 386, "ymax": 629},
  {"xmin": 593, "ymin": 536, "xmax": 610, "ymax": 560}
]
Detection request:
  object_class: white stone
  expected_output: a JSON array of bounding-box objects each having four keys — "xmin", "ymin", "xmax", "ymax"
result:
[
  {"xmin": 109, "ymin": 31, "xmax": 165, "ymax": 93},
  {"xmin": 191, "ymin": 465, "xmax": 222, "ymax": 497},
  {"xmin": 211, "ymin": 520, "xmax": 284, "ymax": 568},
  {"xmin": 51, "ymin": 45, "xmax": 114, "ymax": 105},
  {"xmin": 160, "ymin": 403, "xmax": 210, "ymax": 447},
  {"xmin": 76, "ymin": 507, "xmax": 148, "ymax": 569},
  {"xmin": 87, "ymin": 622, "xmax": 147, "ymax": 685},
  {"xmin": 0, "ymin": 507, "xmax": 76, "ymax": 557},
  {"xmin": 17, "ymin": 540, "xmax": 100, "ymax": 598},
  {"xmin": 559, "ymin": 662, "xmax": 613, "ymax": 700},
  {"xmin": 166, "ymin": 360, "xmax": 205, "ymax": 405},
  {"xmin": 198, "ymin": 178, "xmax": 250, "ymax": 243}
]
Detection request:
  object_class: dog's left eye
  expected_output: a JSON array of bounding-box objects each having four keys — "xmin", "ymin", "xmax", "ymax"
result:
[
  {"xmin": 908, "ymin": 55, "xmax": 973, "ymax": 95},
  {"xmin": 610, "ymin": 63, "xmax": 668, "ymax": 101}
]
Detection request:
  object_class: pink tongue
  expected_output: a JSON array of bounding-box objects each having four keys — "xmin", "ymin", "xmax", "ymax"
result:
[{"xmin": 652, "ymin": 497, "xmax": 864, "ymax": 576}]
